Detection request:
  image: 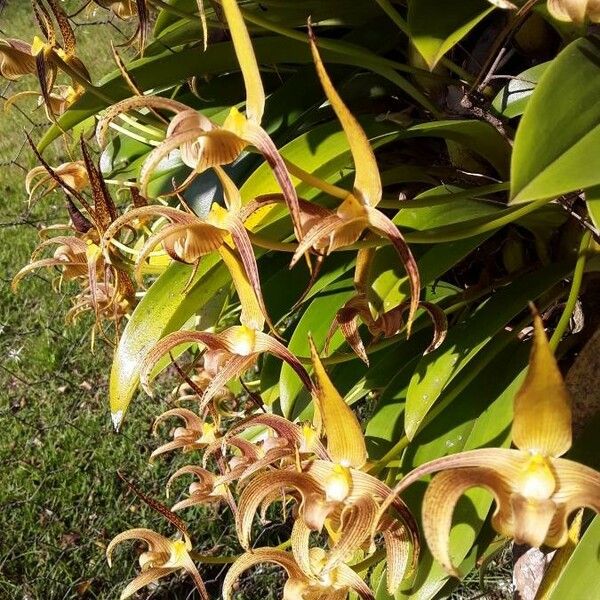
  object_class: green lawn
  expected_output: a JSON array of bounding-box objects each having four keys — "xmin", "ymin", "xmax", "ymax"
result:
[{"xmin": 0, "ymin": 3, "xmax": 225, "ymax": 598}]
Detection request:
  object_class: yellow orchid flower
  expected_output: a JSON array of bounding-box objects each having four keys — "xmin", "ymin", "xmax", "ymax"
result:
[
  {"xmin": 28, "ymin": 0, "xmax": 90, "ymax": 118},
  {"xmin": 208, "ymin": 413, "xmax": 329, "ymax": 483},
  {"xmin": 548, "ymin": 0, "xmax": 600, "ymax": 22},
  {"xmin": 383, "ymin": 311, "xmax": 600, "ymax": 576},
  {"xmin": 235, "ymin": 338, "xmax": 418, "ymax": 594},
  {"xmin": 92, "ymin": 0, "xmax": 138, "ymax": 19},
  {"xmin": 14, "ymin": 138, "xmax": 137, "ymax": 333},
  {"xmin": 107, "ymin": 475, "xmax": 209, "ymax": 600},
  {"xmin": 224, "ymin": 548, "xmax": 375, "ymax": 600},
  {"xmin": 150, "ymin": 408, "xmax": 219, "ymax": 460},
  {"xmin": 326, "ymin": 294, "xmax": 448, "ymax": 365},
  {"xmin": 166, "ymin": 465, "xmax": 238, "ymax": 513},
  {"xmin": 107, "ymin": 529, "xmax": 208, "ymax": 600},
  {"xmin": 96, "ymin": 0, "xmax": 304, "ymax": 238},
  {"xmin": 139, "ymin": 324, "xmax": 313, "ymax": 416},
  {"xmin": 102, "ymin": 166, "xmax": 272, "ymax": 328},
  {"xmin": 285, "ymin": 26, "xmax": 420, "ymax": 328},
  {"xmin": 25, "ymin": 159, "xmax": 88, "ymax": 204},
  {"xmin": 0, "ymin": 38, "xmax": 36, "ymax": 80}
]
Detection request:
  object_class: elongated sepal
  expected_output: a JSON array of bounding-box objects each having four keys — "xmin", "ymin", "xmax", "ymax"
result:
[
  {"xmin": 308, "ymin": 23, "xmax": 381, "ymax": 207},
  {"xmin": 221, "ymin": 0, "xmax": 265, "ymax": 123},
  {"xmin": 309, "ymin": 337, "xmax": 368, "ymax": 469},
  {"xmin": 512, "ymin": 311, "xmax": 572, "ymax": 457}
]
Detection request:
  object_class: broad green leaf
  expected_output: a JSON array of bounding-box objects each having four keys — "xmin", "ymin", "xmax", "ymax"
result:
[
  {"xmin": 408, "ymin": 0, "xmax": 493, "ymax": 69},
  {"xmin": 404, "ymin": 260, "xmax": 573, "ymax": 439},
  {"xmin": 39, "ymin": 31, "xmax": 426, "ymax": 151},
  {"xmin": 543, "ymin": 516, "xmax": 600, "ymax": 600},
  {"xmin": 511, "ymin": 37, "xmax": 600, "ymax": 203},
  {"xmin": 394, "ymin": 186, "xmax": 503, "ymax": 232},
  {"xmin": 109, "ymin": 257, "xmax": 229, "ymax": 429},
  {"xmin": 492, "ymin": 62, "xmax": 549, "ymax": 118}
]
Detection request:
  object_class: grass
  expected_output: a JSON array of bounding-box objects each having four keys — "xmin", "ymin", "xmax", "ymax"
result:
[{"xmin": 0, "ymin": 2, "xmax": 234, "ymax": 598}]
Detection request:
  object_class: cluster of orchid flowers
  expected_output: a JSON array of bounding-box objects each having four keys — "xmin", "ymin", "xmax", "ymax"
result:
[
  {"xmin": 6, "ymin": 1, "xmax": 600, "ymax": 598},
  {"xmin": 103, "ymin": 311, "xmax": 600, "ymax": 600}
]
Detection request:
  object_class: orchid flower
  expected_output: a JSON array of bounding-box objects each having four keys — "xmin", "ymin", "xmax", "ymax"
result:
[
  {"xmin": 382, "ymin": 311, "xmax": 600, "ymax": 576},
  {"xmin": 107, "ymin": 529, "xmax": 208, "ymax": 600},
  {"xmin": 326, "ymin": 294, "xmax": 448, "ymax": 365},
  {"xmin": 150, "ymin": 407, "xmax": 219, "ymax": 460},
  {"xmin": 25, "ymin": 160, "xmax": 88, "ymax": 204},
  {"xmin": 102, "ymin": 166, "xmax": 272, "ymax": 327},
  {"xmin": 547, "ymin": 0, "xmax": 600, "ymax": 22},
  {"xmin": 107, "ymin": 475, "xmax": 209, "ymax": 600},
  {"xmin": 205, "ymin": 413, "xmax": 329, "ymax": 483},
  {"xmin": 0, "ymin": 38, "xmax": 36, "ymax": 80},
  {"xmin": 235, "ymin": 338, "xmax": 418, "ymax": 594},
  {"xmin": 28, "ymin": 0, "xmax": 90, "ymax": 118},
  {"xmin": 96, "ymin": 0, "xmax": 303, "ymax": 238},
  {"xmin": 223, "ymin": 548, "xmax": 375, "ymax": 600},
  {"xmin": 140, "ymin": 324, "xmax": 313, "ymax": 417},
  {"xmin": 4, "ymin": 83, "xmax": 83, "ymax": 122},
  {"xmin": 92, "ymin": 0, "xmax": 138, "ymax": 19},
  {"xmin": 13, "ymin": 138, "xmax": 137, "ymax": 331},
  {"xmin": 166, "ymin": 465, "xmax": 238, "ymax": 513},
  {"xmin": 283, "ymin": 26, "xmax": 420, "ymax": 327}
]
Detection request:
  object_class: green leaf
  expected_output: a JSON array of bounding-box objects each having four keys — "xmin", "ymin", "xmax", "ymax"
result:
[
  {"xmin": 511, "ymin": 37, "xmax": 600, "ymax": 203},
  {"xmin": 109, "ymin": 257, "xmax": 229, "ymax": 428},
  {"xmin": 408, "ymin": 0, "xmax": 493, "ymax": 69},
  {"xmin": 544, "ymin": 516, "xmax": 600, "ymax": 600},
  {"xmin": 492, "ymin": 62, "xmax": 549, "ymax": 119},
  {"xmin": 404, "ymin": 260, "xmax": 574, "ymax": 439},
  {"xmin": 39, "ymin": 30, "xmax": 425, "ymax": 151}
]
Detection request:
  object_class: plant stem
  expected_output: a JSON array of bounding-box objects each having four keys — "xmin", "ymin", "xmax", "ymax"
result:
[{"xmin": 549, "ymin": 230, "xmax": 593, "ymax": 350}]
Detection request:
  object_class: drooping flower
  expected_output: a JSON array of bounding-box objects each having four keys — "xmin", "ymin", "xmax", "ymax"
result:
[
  {"xmin": 25, "ymin": 160, "xmax": 88, "ymax": 204},
  {"xmin": 0, "ymin": 38, "xmax": 36, "ymax": 80},
  {"xmin": 284, "ymin": 26, "xmax": 420, "ymax": 328},
  {"xmin": 107, "ymin": 529, "xmax": 208, "ymax": 600},
  {"xmin": 223, "ymin": 548, "xmax": 375, "ymax": 600},
  {"xmin": 102, "ymin": 166, "xmax": 272, "ymax": 327},
  {"xmin": 150, "ymin": 407, "xmax": 219, "ymax": 460},
  {"xmin": 92, "ymin": 0, "xmax": 138, "ymax": 19},
  {"xmin": 326, "ymin": 293, "xmax": 447, "ymax": 365},
  {"xmin": 547, "ymin": 0, "xmax": 600, "ymax": 22},
  {"xmin": 13, "ymin": 138, "xmax": 136, "ymax": 333},
  {"xmin": 28, "ymin": 0, "xmax": 90, "ymax": 118},
  {"xmin": 107, "ymin": 476, "xmax": 209, "ymax": 600},
  {"xmin": 382, "ymin": 311, "xmax": 600, "ymax": 575},
  {"xmin": 235, "ymin": 338, "xmax": 418, "ymax": 594},
  {"xmin": 140, "ymin": 324, "xmax": 313, "ymax": 415}
]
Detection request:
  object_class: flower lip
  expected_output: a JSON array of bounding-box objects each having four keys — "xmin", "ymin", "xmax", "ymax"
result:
[
  {"xmin": 324, "ymin": 464, "xmax": 352, "ymax": 502},
  {"xmin": 518, "ymin": 454, "xmax": 556, "ymax": 501}
]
